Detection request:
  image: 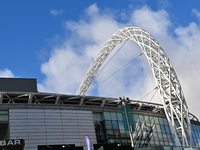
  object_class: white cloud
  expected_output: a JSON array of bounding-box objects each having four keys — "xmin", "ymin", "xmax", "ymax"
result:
[
  {"xmin": 0, "ymin": 68, "xmax": 14, "ymax": 78},
  {"xmin": 40, "ymin": 4, "xmax": 200, "ymax": 119},
  {"xmin": 192, "ymin": 9, "xmax": 200, "ymax": 19},
  {"xmin": 50, "ymin": 9, "xmax": 64, "ymax": 16}
]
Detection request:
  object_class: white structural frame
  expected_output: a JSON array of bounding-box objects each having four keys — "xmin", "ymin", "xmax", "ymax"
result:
[{"xmin": 76, "ymin": 27, "xmax": 192, "ymax": 147}]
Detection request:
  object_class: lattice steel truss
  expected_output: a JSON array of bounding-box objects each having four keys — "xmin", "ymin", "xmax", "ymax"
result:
[{"xmin": 76, "ymin": 27, "xmax": 193, "ymax": 147}]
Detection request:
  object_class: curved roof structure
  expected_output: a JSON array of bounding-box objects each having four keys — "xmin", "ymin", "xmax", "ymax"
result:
[{"xmin": 0, "ymin": 91, "xmax": 198, "ymax": 123}]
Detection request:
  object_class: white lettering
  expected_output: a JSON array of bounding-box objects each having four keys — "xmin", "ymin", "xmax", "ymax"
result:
[
  {"xmin": 14, "ymin": 140, "xmax": 20, "ymax": 145},
  {"xmin": 0, "ymin": 140, "xmax": 22, "ymax": 146},
  {"xmin": 7, "ymin": 140, "xmax": 14, "ymax": 145},
  {"xmin": 0, "ymin": 141, "xmax": 6, "ymax": 146}
]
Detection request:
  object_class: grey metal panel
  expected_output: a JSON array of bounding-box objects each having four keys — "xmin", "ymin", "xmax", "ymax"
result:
[
  {"xmin": 0, "ymin": 78, "xmax": 37, "ymax": 92},
  {"xmin": 26, "ymin": 109, "xmax": 45, "ymax": 113},
  {"xmin": 9, "ymin": 108, "xmax": 97, "ymax": 150}
]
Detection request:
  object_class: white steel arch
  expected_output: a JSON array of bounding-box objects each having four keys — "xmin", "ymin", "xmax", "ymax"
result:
[{"xmin": 76, "ymin": 27, "xmax": 192, "ymax": 147}]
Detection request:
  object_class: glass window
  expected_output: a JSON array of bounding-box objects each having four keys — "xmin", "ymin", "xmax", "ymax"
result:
[
  {"xmin": 197, "ymin": 125, "xmax": 200, "ymax": 131},
  {"xmin": 117, "ymin": 113, "xmax": 123, "ymax": 121},
  {"xmin": 192, "ymin": 130, "xmax": 196, "ymax": 138},
  {"xmin": 195, "ymin": 125, "xmax": 198, "ymax": 131},
  {"xmin": 163, "ymin": 146, "xmax": 171, "ymax": 150},
  {"xmin": 173, "ymin": 147, "xmax": 182, "ymax": 150},
  {"xmin": 0, "ymin": 115, "xmax": 8, "ymax": 121},
  {"xmin": 139, "ymin": 115, "xmax": 144, "ymax": 122},
  {"xmin": 110, "ymin": 112, "xmax": 117, "ymax": 120},
  {"xmin": 154, "ymin": 117, "xmax": 159, "ymax": 124},
  {"xmin": 152, "ymin": 125, "xmax": 157, "ymax": 133},
  {"xmin": 115, "ymin": 139, "xmax": 121, "ymax": 144},
  {"xmin": 113, "ymin": 129, "xmax": 119, "ymax": 136},
  {"xmin": 93, "ymin": 112, "xmax": 102, "ymax": 121},
  {"xmin": 150, "ymin": 140, "xmax": 155, "ymax": 146},
  {"xmin": 112, "ymin": 121, "xmax": 118, "ymax": 129},
  {"xmin": 120, "ymin": 129, "xmax": 126, "ymax": 137},
  {"xmin": 193, "ymin": 124, "xmax": 197, "ymax": 131},
  {"xmin": 103, "ymin": 112, "xmax": 111, "ymax": 120},
  {"xmin": 158, "ymin": 133, "xmax": 163, "ymax": 139},
  {"xmin": 153, "ymin": 133, "xmax": 159, "ymax": 140},
  {"xmin": 144, "ymin": 115, "xmax": 150, "ymax": 123},
  {"xmin": 162, "ymin": 134, "xmax": 168, "ymax": 141},
  {"xmin": 0, "ymin": 111, "xmax": 8, "ymax": 115},
  {"xmin": 191, "ymin": 124, "xmax": 194, "ymax": 130},
  {"xmin": 149, "ymin": 116, "xmax": 154, "ymax": 124},
  {"xmin": 160, "ymin": 141, "xmax": 164, "ymax": 146},
  {"xmin": 159, "ymin": 117, "xmax": 164, "ymax": 125},
  {"xmin": 197, "ymin": 131, "xmax": 200, "ymax": 138},
  {"xmin": 133, "ymin": 114, "xmax": 139, "ymax": 122},
  {"xmin": 118, "ymin": 121, "xmax": 125, "ymax": 130},
  {"xmin": 156, "ymin": 124, "xmax": 161, "ymax": 132},
  {"xmin": 108, "ymin": 138, "xmax": 115, "ymax": 144},
  {"xmin": 164, "ymin": 142, "xmax": 169, "ymax": 146},
  {"xmin": 155, "ymin": 141, "xmax": 160, "ymax": 146},
  {"xmin": 106, "ymin": 129, "xmax": 114, "ymax": 135},
  {"xmin": 169, "ymin": 142, "xmax": 173, "ymax": 146},
  {"xmin": 164, "ymin": 125, "xmax": 170, "ymax": 133},
  {"xmin": 105, "ymin": 121, "xmax": 112, "ymax": 129},
  {"xmin": 160, "ymin": 125, "xmax": 166, "ymax": 133},
  {"xmin": 0, "ymin": 110, "xmax": 8, "ymax": 121},
  {"xmin": 175, "ymin": 120, "xmax": 180, "ymax": 127},
  {"xmin": 163, "ymin": 118, "xmax": 168, "ymax": 125},
  {"xmin": 198, "ymin": 125, "xmax": 200, "ymax": 131}
]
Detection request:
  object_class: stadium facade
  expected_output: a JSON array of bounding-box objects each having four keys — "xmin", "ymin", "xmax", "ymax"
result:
[{"xmin": 0, "ymin": 78, "xmax": 199, "ymax": 150}]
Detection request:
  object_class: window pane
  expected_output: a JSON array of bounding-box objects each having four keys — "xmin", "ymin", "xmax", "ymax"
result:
[
  {"xmin": 160, "ymin": 125, "xmax": 166, "ymax": 133},
  {"xmin": 113, "ymin": 129, "xmax": 119, "ymax": 136},
  {"xmin": 195, "ymin": 125, "xmax": 198, "ymax": 131},
  {"xmin": 93, "ymin": 113, "xmax": 102, "ymax": 121},
  {"xmin": 154, "ymin": 117, "xmax": 159, "ymax": 124},
  {"xmin": 149, "ymin": 116, "xmax": 154, "ymax": 124},
  {"xmin": 165, "ymin": 125, "xmax": 170, "ymax": 133},
  {"xmin": 118, "ymin": 121, "xmax": 125, "ymax": 130},
  {"xmin": 0, "ymin": 115, "xmax": 8, "ymax": 121},
  {"xmin": 105, "ymin": 121, "xmax": 112, "ymax": 129},
  {"xmin": 153, "ymin": 133, "xmax": 159, "ymax": 140},
  {"xmin": 139, "ymin": 115, "xmax": 144, "ymax": 122},
  {"xmin": 159, "ymin": 117, "xmax": 164, "ymax": 125},
  {"xmin": 175, "ymin": 120, "xmax": 180, "ymax": 127},
  {"xmin": 156, "ymin": 124, "xmax": 161, "ymax": 132},
  {"xmin": 158, "ymin": 133, "xmax": 163, "ymax": 139},
  {"xmin": 103, "ymin": 112, "xmax": 111, "ymax": 120},
  {"xmin": 133, "ymin": 114, "xmax": 139, "ymax": 122},
  {"xmin": 112, "ymin": 121, "xmax": 118, "ymax": 129},
  {"xmin": 0, "ymin": 110, "xmax": 8, "ymax": 115},
  {"xmin": 155, "ymin": 141, "xmax": 160, "ymax": 146},
  {"xmin": 117, "ymin": 113, "xmax": 123, "ymax": 121},
  {"xmin": 120, "ymin": 129, "xmax": 126, "ymax": 137},
  {"xmin": 0, "ymin": 110, "xmax": 8, "ymax": 121},
  {"xmin": 163, "ymin": 118, "xmax": 168, "ymax": 125},
  {"xmin": 110, "ymin": 112, "xmax": 117, "ymax": 120},
  {"xmin": 144, "ymin": 115, "xmax": 150, "ymax": 123}
]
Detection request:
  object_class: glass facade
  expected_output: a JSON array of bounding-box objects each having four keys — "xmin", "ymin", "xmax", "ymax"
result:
[
  {"xmin": 93, "ymin": 112, "xmax": 200, "ymax": 148},
  {"xmin": 0, "ymin": 110, "xmax": 9, "ymax": 121},
  {"xmin": 0, "ymin": 110, "xmax": 9, "ymax": 140}
]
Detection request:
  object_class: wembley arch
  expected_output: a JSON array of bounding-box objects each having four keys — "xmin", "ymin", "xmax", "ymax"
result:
[{"xmin": 76, "ymin": 27, "xmax": 192, "ymax": 147}]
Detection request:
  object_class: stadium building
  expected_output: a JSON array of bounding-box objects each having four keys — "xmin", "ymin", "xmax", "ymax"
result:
[
  {"xmin": 1, "ymin": 27, "xmax": 199, "ymax": 150},
  {"xmin": 0, "ymin": 78, "xmax": 199, "ymax": 150}
]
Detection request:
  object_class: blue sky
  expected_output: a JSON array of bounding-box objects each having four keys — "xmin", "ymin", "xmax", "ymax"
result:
[{"xmin": 1, "ymin": 1, "xmax": 200, "ymax": 117}]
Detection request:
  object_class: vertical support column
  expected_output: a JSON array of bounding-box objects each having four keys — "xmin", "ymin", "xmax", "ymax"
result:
[{"xmin": 0, "ymin": 94, "xmax": 3, "ymax": 104}]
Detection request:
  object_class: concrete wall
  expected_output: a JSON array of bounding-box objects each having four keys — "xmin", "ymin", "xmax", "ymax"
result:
[{"xmin": 9, "ymin": 109, "xmax": 97, "ymax": 150}]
